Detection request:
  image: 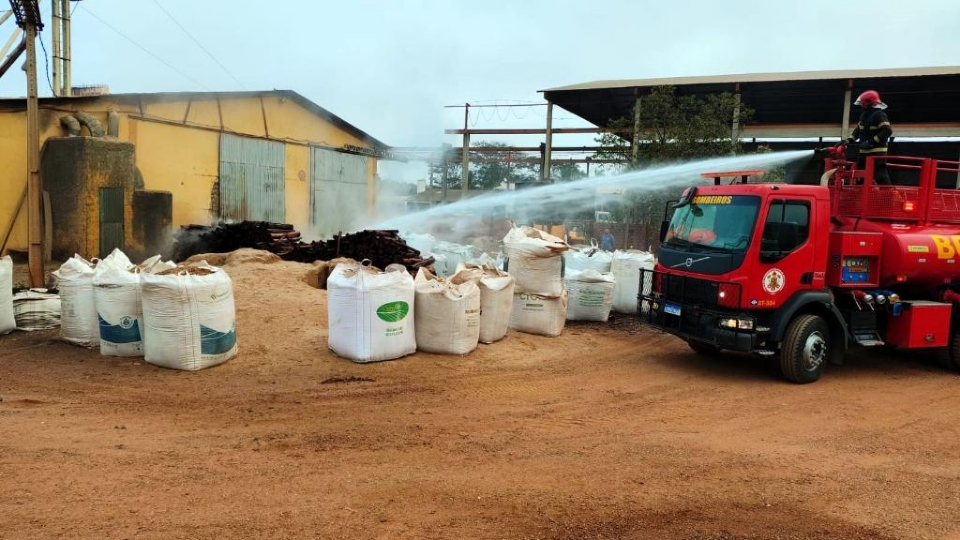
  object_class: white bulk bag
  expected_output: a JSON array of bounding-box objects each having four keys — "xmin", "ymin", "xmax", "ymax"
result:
[
  {"xmin": 53, "ymin": 255, "xmax": 99, "ymax": 347},
  {"xmin": 93, "ymin": 253, "xmax": 144, "ymax": 357},
  {"xmin": 564, "ymin": 242, "xmax": 613, "ymax": 273},
  {"xmin": 457, "ymin": 262, "xmax": 515, "ymax": 344},
  {"xmin": 565, "ymin": 269, "xmax": 616, "ymax": 322},
  {"xmin": 327, "ymin": 262, "xmax": 416, "ymax": 363},
  {"xmin": 611, "ymin": 250, "xmax": 657, "ymax": 313},
  {"xmin": 509, "ymin": 290, "xmax": 568, "ymax": 337},
  {"xmin": 0, "ymin": 255, "xmax": 14, "ymax": 335},
  {"xmin": 12, "ymin": 289, "xmax": 60, "ymax": 331},
  {"xmin": 414, "ymin": 267, "xmax": 481, "ymax": 355},
  {"xmin": 502, "ymin": 226, "xmax": 569, "ymax": 297},
  {"xmin": 141, "ymin": 263, "xmax": 238, "ymax": 370},
  {"xmin": 432, "ymin": 241, "xmax": 475, "ymax": 277}
]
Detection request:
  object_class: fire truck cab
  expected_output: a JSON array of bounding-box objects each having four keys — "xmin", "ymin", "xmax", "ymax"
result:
[{"xmin": 640, "ymin": 150, "xmax": 960, "ymax": 383}]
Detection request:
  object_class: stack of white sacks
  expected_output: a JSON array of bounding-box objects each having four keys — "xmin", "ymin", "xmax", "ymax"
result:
[
  {"xmin": 504, "ymin": 226, "xmax": 569, "ymax": 337},
  {"xmin": 50, "ymin": 249, "xmax": 239, "ymax": 371}
]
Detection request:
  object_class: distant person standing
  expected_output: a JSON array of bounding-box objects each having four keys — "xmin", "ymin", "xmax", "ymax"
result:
[
  {"xmin": 845, "ymin": 90, "xmax": 892, "ymax": 185},
  {"xmin": 600, "ymin": 228, "xmax": 615, "ymax": 251}
]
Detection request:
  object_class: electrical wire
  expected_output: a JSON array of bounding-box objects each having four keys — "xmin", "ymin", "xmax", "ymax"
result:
[
  {"xmin": 78, "ymin": 4, "xmax": 211, "ymax": 91},
  {"xmin": 149, "ymin": 0, "xmax": 246, "ymax": 90},
  {"xmin": 37, "ymin": 33, "xmax": 55, "ymax": 95}
]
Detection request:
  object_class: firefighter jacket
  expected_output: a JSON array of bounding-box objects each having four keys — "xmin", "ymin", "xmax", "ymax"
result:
[{"xmin": 851, "ymin": 108, "xmax": 892, "ymax": 154}]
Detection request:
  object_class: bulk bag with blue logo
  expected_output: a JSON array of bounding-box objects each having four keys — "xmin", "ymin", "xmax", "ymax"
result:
[
  {"xmin": 140, "ymin": 262, "xmax": 238, "ymax": 371},
  {"xmin": 53, "ymin": 255, "xmax": 99, "ymax": 347},
  {"xmin": 93, "ymin": 249, "xmax": 144, "ymax": 357},
  {"xmin": 327, "ymin": 261, "xmax": 416, "ymax": 363}
]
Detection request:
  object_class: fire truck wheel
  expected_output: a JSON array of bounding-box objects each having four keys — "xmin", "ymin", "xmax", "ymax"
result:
[
  {"xmin": 780, "ymin": 314, "xmax": 829, "ymax": 384},
  {"xmin": 688, "ymin": 340, "xmax": 722, "ymax": 356}
]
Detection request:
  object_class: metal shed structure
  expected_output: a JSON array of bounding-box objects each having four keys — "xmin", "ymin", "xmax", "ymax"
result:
[
  {"xmin": 541, "ymin": 66, "xmax": 960, "ymax": 139},
  {"xmin": 539, "ymin": 66, "xmax": 960, "ymax": 183}
]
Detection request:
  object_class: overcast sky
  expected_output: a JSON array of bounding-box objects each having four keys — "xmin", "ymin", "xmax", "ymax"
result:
[{"xmin": 2, "ymin": 0, "xmax": 958, "ymax": 180}]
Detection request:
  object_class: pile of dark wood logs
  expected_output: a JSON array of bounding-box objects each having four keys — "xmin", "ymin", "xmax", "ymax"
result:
[{"xmin": 173, "ymin": 221, "xmax": 434, "ymax": 273}]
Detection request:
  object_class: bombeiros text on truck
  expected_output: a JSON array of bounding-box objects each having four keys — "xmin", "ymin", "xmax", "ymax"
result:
[{"xmin": 638, "ymin": 144, "xmax": 960, "ymax": 383}]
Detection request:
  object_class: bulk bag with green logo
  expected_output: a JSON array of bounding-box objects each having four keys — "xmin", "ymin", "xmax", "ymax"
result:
[
  {"xmin": 327, "ymin": 261, "xmax": 416, "ymax": 363},
  {"xmin": 414, "ymin": 267, "xmax": 482, "ymax": 355},
  {"xmin": 565, "ymin": 269, "xmax": 616, "ymax": 322},
  {"xmin": 141, "ymin": 262, "xmax": 238, "ymax": 371}
]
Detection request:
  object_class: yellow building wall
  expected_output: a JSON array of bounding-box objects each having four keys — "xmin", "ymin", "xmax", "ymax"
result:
[
  {"xmin": 0, "ymin": 93, "xmax": 381, "ymax": 255},
  {"xmin": 130, "ymin": 119, "xmax": 220, "ymax": 227},
  {"xmin": 0, "ymin": 108, "xmax": 87, "ymax": 254},
  {"xmin": 219, "ymin": 97, "xmax": 267, "ymax": 137},
  {"xmin": 284, "ymin": 144, "xmax": 311, "ymax": 232}
]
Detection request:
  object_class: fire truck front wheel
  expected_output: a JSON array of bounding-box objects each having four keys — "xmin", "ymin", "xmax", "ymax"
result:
[
  {"xmin": 688, "ymin": 340, "xmax": 722, "ymax": 356},
  {"xmin": 779, "ymin": 314, "xmax": 829, "ymax": 384}
]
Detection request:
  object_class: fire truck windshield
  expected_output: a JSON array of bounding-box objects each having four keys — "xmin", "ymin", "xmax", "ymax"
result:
[{"xmin": 664, "ymin": 195, "xmax": 761, "ymax": 253}]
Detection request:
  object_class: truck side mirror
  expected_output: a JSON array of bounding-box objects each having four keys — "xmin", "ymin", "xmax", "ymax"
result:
[{"xmin": 659, "ymin": 220, "xmax": 670, "ymax": 243}]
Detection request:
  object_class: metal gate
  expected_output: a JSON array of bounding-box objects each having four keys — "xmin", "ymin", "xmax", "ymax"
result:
[
  {"xmin": 219, "ymin": 134, "xmax": 285, "ymax": 222},
  {"xmin": 99, "ymin": 187, "xmax": 124, "ymax": 258},
  {"xmin": 310, "ymin": 148, "xmax": 369, "ymax": 237}
]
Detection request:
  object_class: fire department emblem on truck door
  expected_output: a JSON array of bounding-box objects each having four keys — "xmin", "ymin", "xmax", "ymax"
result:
[{"xmin": 762, "ymin": 269, "xmax": 785, "ymax": 295}]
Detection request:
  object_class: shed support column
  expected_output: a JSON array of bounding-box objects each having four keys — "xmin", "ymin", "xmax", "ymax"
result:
[
  {"xmin": 543, "ymin": 102, "xmax": 553, "ymax": 182},
  {"xmin": 26, "ymin": 24, "xmax": 43, "ymax": 286},
  {"xmin": 631, "ymin": 91, "xmax": 642, "ymax": 164},
  {"xmin": 51, "ymin": 0, "xmax": 61, "ymax": 96},
  {"xmin": 731, "ymin": 87, "xmax": 741, "ymax": 154},
  {"xmin": 461, "ymin": 132, "xmax": 470, "ymax": 199}
]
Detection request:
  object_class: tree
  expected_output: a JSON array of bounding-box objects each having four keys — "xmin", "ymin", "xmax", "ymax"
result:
[
  {"xmin": 594, "ymin": 86, "xmax": 757, "ymax": 240},
  {"xmin": 428, "ymin": 141, "xmax": 538, "ymax": 192},
  {"xmin": 595, "ymin": 85, "xmax": 752, "ymax": 168},
  {"xmin": 551, "ymin": 161, "xmax": 586, "ymax": 182}
]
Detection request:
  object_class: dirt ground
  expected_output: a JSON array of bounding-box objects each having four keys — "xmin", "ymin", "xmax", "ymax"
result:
[{"xmin": 3, "ymin": 255, "xmax": 960, "ymax": 540}]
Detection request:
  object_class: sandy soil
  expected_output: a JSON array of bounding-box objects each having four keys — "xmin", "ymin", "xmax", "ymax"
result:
[{"xmin": 2, "ymin": 255, "xmax": 960, "ymax": 539}]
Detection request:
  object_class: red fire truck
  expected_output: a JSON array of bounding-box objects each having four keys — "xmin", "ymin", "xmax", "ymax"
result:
[{"xmin": 640, "ymin": 148, "xmax": 960, "ymax": 383}]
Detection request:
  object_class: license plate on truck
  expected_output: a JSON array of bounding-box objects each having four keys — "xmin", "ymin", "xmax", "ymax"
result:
[{"xmin": 664, "ymin": 302, "xmax": 681, "ymax": 316}]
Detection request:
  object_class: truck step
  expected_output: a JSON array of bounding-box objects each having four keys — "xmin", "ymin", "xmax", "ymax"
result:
[{"xmin": 853, "ymin": 331, "xmax": 885, "ymax": 347}]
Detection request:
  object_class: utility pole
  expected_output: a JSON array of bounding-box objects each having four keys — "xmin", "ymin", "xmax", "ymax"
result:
[
  {"xmin": 51, "ymin": 0, "xmax": 59, "ymax": 95},
  {"xmin": 60, "ymin": 0, "xmax": 70, "ymax": 95},
  {"xmin": 7, "ymin": 0, "xmax": 44, "ymax": 286},
  {"xmin": 461, "ymin": 103, "xmax": 469, "ymax": 199}
]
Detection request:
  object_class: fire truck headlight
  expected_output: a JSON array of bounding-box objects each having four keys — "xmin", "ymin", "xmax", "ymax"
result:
[{"xmin": 719, "ymin": 317, "xmax": 754, "ymax": 330}]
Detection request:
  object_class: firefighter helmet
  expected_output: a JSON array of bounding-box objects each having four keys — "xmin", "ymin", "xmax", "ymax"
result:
[{"xmin": 855, "ymin": 90, "xmax": 886, "ymax": 109}]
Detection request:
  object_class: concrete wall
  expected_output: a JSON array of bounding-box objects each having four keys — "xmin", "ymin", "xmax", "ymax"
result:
[{"xmin": 0, "ymin": 93, "xmax": 381, "ymax": 255}]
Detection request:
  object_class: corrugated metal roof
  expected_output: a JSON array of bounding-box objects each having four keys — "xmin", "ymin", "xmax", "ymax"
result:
[
  {"xmin": 540, "ymin": 65, "xmax": 960, "ymax": 93},
  {"xmin": 0, "ymin": 89, "xmax": 391, "ymax": 151}
]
